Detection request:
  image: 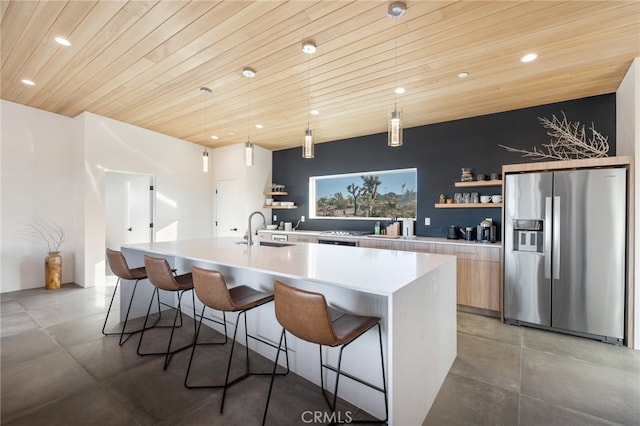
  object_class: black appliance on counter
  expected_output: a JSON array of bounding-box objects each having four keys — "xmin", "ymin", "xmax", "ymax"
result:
[{"xmin": 477, "ymin": 219, "xmax": 497, "ymax": 243}]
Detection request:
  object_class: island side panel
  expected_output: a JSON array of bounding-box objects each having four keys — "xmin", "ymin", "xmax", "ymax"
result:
[
  {"xmin": 168, "ymin": 254, "xmax": 392, "ymax": 421},
  {"xmin": 389, "ymin": 256, "xmax": 457, "ymax": 425}
]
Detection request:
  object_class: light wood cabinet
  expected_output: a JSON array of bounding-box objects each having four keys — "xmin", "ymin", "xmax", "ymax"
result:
[
  {"xmin": 434, "ymin": 243, "xmax": 501, "ymax": 316},
  {"xmin": 457, "ymin": 259, "xmax": 501, "ymax": 313},
  {"xmin": 287, "ymin": 234, "xmax": 317, "ymax": 243}
]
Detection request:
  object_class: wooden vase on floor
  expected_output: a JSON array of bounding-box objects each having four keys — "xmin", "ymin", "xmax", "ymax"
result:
[{"xmin": 45, "ymin": 251, "xmax": 62, "ymax": 290}]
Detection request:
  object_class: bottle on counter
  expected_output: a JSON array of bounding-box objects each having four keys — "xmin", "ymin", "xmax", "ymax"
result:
[{"xmin": 374, "ymin": 221, "xmax": 381, "ymax": 235}]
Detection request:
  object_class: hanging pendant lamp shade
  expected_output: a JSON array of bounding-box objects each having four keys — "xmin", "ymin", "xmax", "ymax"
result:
[
  {"xmin": 388, "ymin": 108, "xmax": 403, "ymax": 147},
  {"xmin": 303, "ymin": 128, "xmax": 314, "ymax": 158},
  {"xmin": 245, "ymin": 141, "xmax": 254, "ymax": 166},
  {"xmin": 202, "ymin": 149, "xmax": 209, "ymax": 172}
]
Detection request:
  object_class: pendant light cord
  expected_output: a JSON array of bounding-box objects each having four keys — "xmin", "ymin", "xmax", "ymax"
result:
[
  {"xmin": 307, "ymin": 51, "xmax": 311, "ymax": 129},
  {"xmin": 394, "ymin": 16, "xmax": 398, "ymax": 110},
  {"xmin": 247, "ymin": 78, "xmax": 251, "ymax": 142}
]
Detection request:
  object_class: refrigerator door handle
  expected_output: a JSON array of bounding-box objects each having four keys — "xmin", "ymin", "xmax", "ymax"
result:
[
  {"xmin": 552, "ymin": 196, "xmax": 561, "ymax": 280},
  {"xmin": 544, "ymin": 196, "xmax": 552, "ymax": 279}
]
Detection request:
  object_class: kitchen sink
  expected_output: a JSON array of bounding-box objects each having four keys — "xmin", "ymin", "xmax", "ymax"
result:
[{"xmin": 236, "ymin": 241, "xmax": 294, "ymax": 248}]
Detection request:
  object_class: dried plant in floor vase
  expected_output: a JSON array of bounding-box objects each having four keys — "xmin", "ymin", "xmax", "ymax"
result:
[
  {"xmin": 23, "ymin": 218, "xmax": 65, "ymax": 290},
  {"xmin": 499, "ymin": 112, "xmax": 610, "ymax": 160}
]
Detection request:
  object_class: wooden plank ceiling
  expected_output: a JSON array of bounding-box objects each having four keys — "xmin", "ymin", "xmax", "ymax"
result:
[{"xmin": 2, "ymin": 1, "xmax": 639, "ymax": 151}]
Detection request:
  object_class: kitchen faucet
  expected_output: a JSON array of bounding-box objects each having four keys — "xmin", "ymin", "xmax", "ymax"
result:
[{"xmin": 247, "ymin": 211, "xmax": 266, "ymax": 246}]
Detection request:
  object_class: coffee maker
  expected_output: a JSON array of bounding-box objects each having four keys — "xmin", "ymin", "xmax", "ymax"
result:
[{"xmin": 477, "ymin": 218, "xmax": 497, "ymax": 243}]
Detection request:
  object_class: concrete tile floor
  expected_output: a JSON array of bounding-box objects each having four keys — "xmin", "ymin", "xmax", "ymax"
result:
[{"xmin": 1, "ymin": 283, "xmax": 639, "ymax": 425}]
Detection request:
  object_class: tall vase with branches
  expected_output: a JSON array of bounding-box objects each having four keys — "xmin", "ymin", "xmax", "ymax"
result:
[{"xmin": 24, "ymin": 217, "xmax": 65, "ymax": 290}]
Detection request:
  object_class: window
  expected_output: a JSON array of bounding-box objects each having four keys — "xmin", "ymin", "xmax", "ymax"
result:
[{"xmin": 309, "ymin": 168, "xmax": 417, "ymax": 220}]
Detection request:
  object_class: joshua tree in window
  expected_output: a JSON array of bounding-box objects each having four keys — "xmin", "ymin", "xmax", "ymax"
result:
[
  {"xmin": 346, "ymin": 182, "xmax": 364, "ymax": 216},
  {"xmin": 362, "ymin": 175, "xmax": 382, "ymax": 217}
]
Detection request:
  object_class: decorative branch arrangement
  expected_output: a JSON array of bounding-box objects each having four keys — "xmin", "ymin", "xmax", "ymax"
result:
[
  {"xmin": 23, "ymin": 217, "xmax": 65, "ymax": 253},
  {"xmin": 499, "ymin": 112, "xmax": 609, "ymax": 160}
]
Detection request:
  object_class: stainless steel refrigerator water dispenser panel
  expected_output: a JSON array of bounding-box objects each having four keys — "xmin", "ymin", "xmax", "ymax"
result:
[{"xmin": 512, "ymin": 219, "xmax": 543, "ymax": 253}]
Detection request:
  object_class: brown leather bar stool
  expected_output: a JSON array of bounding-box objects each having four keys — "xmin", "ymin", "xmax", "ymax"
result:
[
  {"xmin": 137, "ymin": 255, "xmax": 197, "ymax": 370},
  {"xmin": 185, "ymin": 266, "xmax": 289, "ymax": 413},
  {"xmin": 262, "ymin": 280, "xmax": 388, "ymax": 425},
  {"xmin": 103, "ymin": 249, "xmax": 162, "ymax": 345}
]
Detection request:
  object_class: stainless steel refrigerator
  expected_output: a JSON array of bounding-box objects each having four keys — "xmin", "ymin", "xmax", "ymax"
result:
[{"xmin": 503, "ymin": 167, "xmax": 626, "ymax": 344}]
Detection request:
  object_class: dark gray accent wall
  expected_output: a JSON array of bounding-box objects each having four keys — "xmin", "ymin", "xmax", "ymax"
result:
[{"xmin": 272, "ymin": 94, "xmax": 616, "ymax": 239}]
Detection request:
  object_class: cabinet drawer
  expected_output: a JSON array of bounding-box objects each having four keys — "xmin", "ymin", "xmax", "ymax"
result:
[
  {"xmin": 434, "ymin": 244, "xmax": 477, "ymax": 259},
  {"xmin": 434, "ymin": 243, "xmax": 501, "ymax": 261}
]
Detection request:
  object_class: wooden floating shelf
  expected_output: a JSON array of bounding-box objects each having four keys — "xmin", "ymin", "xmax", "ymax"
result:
[
  {"xmin": 264, "ymin": 191, "xmax": 288, "ymax": 196},
  {"xmin": 454, "ymin": 180, "xmax": 503, "ymax": 187},
  {"xmin": 263, "ymin": 205, "xmax": 298, "ymax": 209},
  {"xmin": 435, "ymin": 203, "xmax": 503, "ymax": 209}
]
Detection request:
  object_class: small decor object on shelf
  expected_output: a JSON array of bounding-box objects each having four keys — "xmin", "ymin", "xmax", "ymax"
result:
[
  {"xmin": 23, "ymin": 217, "xmax": 65, "ymax": 290},
  {"xmin": 499, "ymin": 112, "xmax": 609, "ymax": 160},
  {"xmin": 461, "ymin": 168, "xmax": 473, "ymax": 181},
  {"xmin": 439, "ymin": 194, "xmax": 446, "ymax": 204}
]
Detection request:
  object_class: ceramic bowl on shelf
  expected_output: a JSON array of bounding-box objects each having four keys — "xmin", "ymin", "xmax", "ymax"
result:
[
  {"xmin": 280, "ymin": 201, "xmax": 294, "ymax": 206},
  {"xmin": 271, "ymin": 201, "xmax": 281, "ymax": 206},
  {"xmin": 480, "ymin": 195, "xmax": 491, "ymax": 203},
  {"xmin": 491, "ymin": 195, "xmax": 502, "ymax": 203},
  {"xmin": 266, "ymin": 224, "xmax": 278, "ymax": 230}
]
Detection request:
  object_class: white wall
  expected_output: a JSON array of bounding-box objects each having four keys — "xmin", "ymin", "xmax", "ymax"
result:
[
  {"xmin": 1, "ymin": 100, "xmax": 76, "ymax": 292},
  {"xmin": 211, "ymin": 143, "xmax": 272, "ymax": 236},
  {"xmin": 1, "ymin": 101, "xmax": 216, "ymax": 292},
  {"xmin": 75, "ymin": 112, "xmax": 214, "ymax": 287},
  {"xmin": 616, "ymin": 57, "xmax": 640, "ymax": 349}
]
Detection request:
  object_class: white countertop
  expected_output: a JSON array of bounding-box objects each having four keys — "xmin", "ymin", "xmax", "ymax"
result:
[{"xmin": 124, "ymin": 237, "xmax": 455, "ymax": 296}]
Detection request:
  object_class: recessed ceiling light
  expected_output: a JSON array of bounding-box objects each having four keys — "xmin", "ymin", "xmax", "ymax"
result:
[
  {"xmin": 520, "ymin": 53, "xmax": 538, "ymax": 63},
  {"xmin": 21, "ymin": 79, "xmax": 35, "ymax": 86},
  {"xmin": 255, "ymin": 124, "xmax": 263, "ymax": 129},
  {"xmin": 210, "ymin": 135, "xmax": 218, "ymax": 140},
  {"xmin": 458, "ymin": 72, "xmax": 469, "ymax": 78},
  {"xmin": 395, "ymin": 87, "xmax": 405, "ymax": 94},
  {"xmin": 54, "ymin": 36, "xmax": 71, "ymax": 47},
  {"xmin": 242, "ymin": 67, "xmax": 256, "ymax": 78},
  {"xmin": 311, "ymin": 110, "xmax": 319, "ymax": 115},
  {"xmin": 302, "ymin": 41, "xmax": 317, "ymax": 55}
]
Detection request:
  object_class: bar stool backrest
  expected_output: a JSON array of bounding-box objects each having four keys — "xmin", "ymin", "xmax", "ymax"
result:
[
  {"xmin": 192, "ymin": 266, "xmax": 236, "ymax": 311},
  {"xmin": 274, "ymin": 280, "xmax": 338, "ymax": 346},
  {"xmin": 144, "ymin": 255, "xmax": 179, "ymax": 291},
  {"xmin": 107, "ymin": 248, "xmax": 136, "ymax": 280}
]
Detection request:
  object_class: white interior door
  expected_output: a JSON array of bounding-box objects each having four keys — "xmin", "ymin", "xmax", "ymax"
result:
[
  {"xmin": 105, "ymin": 172, "xmax": 153, "ymax": 273},
  {"xmin": 216, "ymin": 179, "xmax": 242, "ymax": 237},
  {"xmin": 126, "ymin": 175, "xmax": 153, "ymax": 244}
]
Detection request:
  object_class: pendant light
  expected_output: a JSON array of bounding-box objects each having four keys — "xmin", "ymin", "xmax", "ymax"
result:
[
  {"xmin": 302, "ymin": 41, "xmax": 316, "ymax": 159},
  {"xmin": 200, "ymin": 87, "xmax": 212, "ymax": 172},
  {"xmin": 387, "ymin": 2, "xmax": 406, "ymax": 147},
  {"xmin": 243, "ymin": 67, "xmax": 256, "ymax": 166}
]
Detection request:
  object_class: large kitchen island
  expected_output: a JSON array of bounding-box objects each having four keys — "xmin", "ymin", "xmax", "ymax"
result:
[{"xmin": 121, "ymin": 237, "xmax": 457, "ymax": 425}]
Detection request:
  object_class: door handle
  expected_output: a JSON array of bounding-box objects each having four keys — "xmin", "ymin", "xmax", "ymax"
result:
[
  {"xmin": 127, "ymin": 227, "xmax": 132, "ymax": 232},
  {"xmin": 229, "ymin": 228, "xmax": 238, "ymax": 231},
  {"xmin": 544, "ymin": 197, "xmax": 551, "ymax": 279},
  {"xmin": 552, "ymin": 196, "xmax": 561, "ymax": 280}
]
